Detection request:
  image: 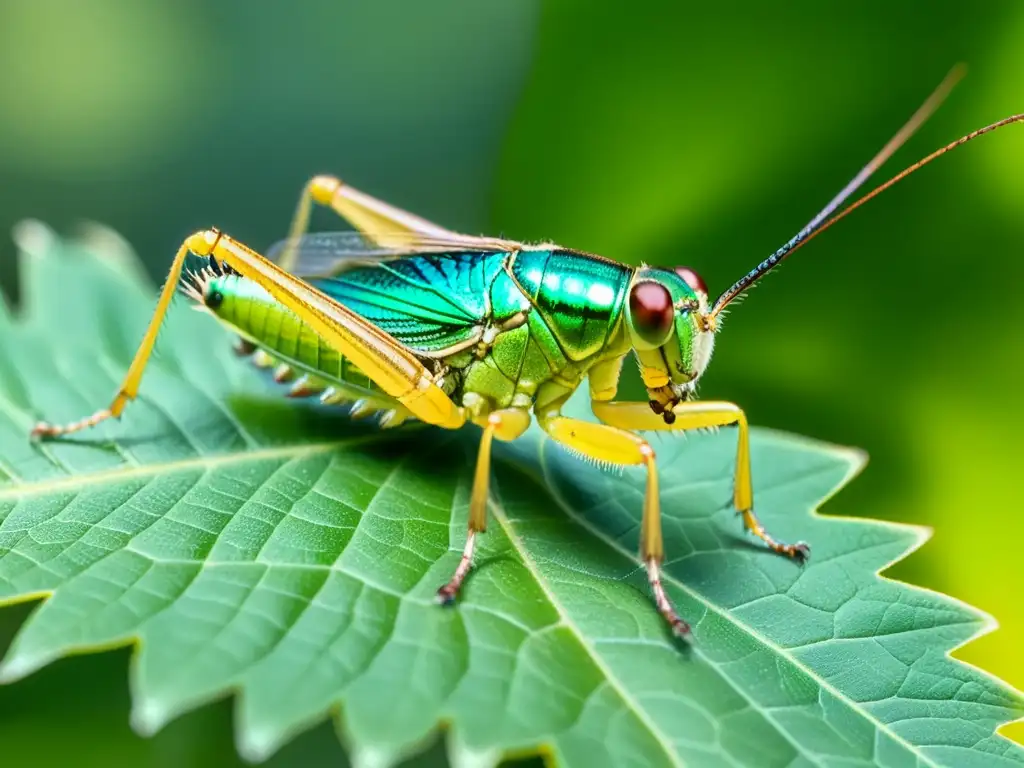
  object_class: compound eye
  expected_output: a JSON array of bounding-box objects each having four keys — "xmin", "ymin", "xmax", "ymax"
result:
[
  {"xmin": 628, "ymin": 280, "xmax": 675, "ymax": 348},
  {"xmin": 675, "ymin": 266, "xmax": 707, "ymax": 296}
]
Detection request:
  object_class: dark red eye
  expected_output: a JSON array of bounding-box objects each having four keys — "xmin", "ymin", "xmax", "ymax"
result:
[
  {"xmin": 628, "ymin": 281, "xmax": 674, "ymax": 347},
  {"xmin": 675, "ymin": 266, "xmax": 707, "ymax": 296}
]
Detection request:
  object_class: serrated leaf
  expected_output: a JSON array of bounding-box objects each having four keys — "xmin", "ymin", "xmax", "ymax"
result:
[{"xmin": 0, "ymin": 227, "xmax": 1021, "ymax": 767}]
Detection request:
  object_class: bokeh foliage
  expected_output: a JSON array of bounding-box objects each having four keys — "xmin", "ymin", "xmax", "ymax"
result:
[{"xmin": 0, "ymin": 0, "xmax": 1021, "ymax": 764}]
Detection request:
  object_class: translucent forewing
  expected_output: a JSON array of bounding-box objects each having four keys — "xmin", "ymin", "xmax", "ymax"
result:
[
  {"xmin": 260, "ymin": 231, "xmax": 536, "ymax": 357},
  {"xmin": 267, "ymin": 231, "xmax": 523, "ymax": 278}
]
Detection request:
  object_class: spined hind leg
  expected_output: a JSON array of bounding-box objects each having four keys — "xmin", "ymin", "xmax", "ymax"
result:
[
  {"xmin": 32, "ymin": 229, "xmax": 468, "ymax": 439},
  {"xmin": 437, "ymin": 409, "xmax": 531, "ymax": 604},
  {"xmin": 277, "ymin": 175, "xmax": 509, "ymax": 271}
]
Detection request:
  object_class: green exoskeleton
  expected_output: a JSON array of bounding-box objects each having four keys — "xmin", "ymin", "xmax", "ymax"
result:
[{"xmin": 31, "ymin": 78, "xmax": 1022, "ymax": 636}]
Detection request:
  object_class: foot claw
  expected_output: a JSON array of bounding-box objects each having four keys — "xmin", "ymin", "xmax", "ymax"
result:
[
  {"xmin": 789, "ymin": 541, "xmax": 811, "ymax": 564},
  {"xmin": 742, "ymin": 507, "xmax": 811, "ymax": 565},
  {"xmin": 668, "ymin": 616, "xmax": 692, "ymax": 638},
  {"xmin": 30, "ymin": 422, "xmax": 54, "ymax": 441}
]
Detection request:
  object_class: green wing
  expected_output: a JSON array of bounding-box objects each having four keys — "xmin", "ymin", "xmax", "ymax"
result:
[{"xmin": 268, "ymin": 233, "xmax": 513, "ymax": 356}]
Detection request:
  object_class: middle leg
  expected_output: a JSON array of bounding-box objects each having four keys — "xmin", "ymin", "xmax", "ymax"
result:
[
  {"xmin": 437, "ymin": 408, "xmax": 531, "ymax": 604},
  {"xmin": 540, "ymin": 412, "xmax": 690, "ymax": 636}
]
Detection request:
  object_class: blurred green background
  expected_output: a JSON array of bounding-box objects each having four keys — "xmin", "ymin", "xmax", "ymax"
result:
[{"xmin": 0, "ymin": 0, "xmax": 1021, "ymax": 764}]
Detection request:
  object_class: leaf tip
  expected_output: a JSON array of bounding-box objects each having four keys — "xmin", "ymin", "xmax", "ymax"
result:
[
  {"xmin": 351, "ymin": 744, "xmax": 401, "ymax": 768},
  {"xmin": 236, "ymin": 727, "xmax": 283, "ymax": 764},
  {"xmin": 11, "ymin": 219, "xmax": 57, "ymax": 258},
  {"xmin": 130, "ymin": 696, "xmax": 172, "ymax": 737},
  {"xmin": 447, "ymin": 739, "xmax": 503, "ymax": 768},
  {"xmin": 0, "ymin": 652, "xmax": 46, "ymax": 684},
  {"xmin": 843, "ymin": 444, "xmax": 869, "ymax": 472}
]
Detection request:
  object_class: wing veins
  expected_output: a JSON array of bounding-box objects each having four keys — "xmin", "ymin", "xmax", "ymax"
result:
[{"xmin": 377, "ymin": 259, "xmax": 478, "ymax": 321}]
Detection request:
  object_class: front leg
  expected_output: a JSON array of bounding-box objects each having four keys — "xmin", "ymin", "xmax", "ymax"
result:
[{"xmin": 592, "ymin": 400, "xmax": 810, "ymax": 562}]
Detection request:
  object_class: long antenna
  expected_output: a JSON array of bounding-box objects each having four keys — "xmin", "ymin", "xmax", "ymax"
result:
[
  {"xmin": 754, "ymin": 112, "xmax": 1024, "ymax": 269},
  {"xmin": 708, "ymin": 65, "xmax": 1020, "ymax": 319}
]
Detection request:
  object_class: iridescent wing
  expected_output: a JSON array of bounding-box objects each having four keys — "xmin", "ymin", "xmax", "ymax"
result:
[
  {"xmin": 266, "ymin": 231, "xmax": 524, "ymax": 279},
  {"xmin": 265, "ymin": 232, "xmax": 525, "ymax": 356}
]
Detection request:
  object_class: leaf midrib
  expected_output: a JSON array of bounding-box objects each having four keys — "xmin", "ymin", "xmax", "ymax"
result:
[{"xmin": 532, "ymin": 440, "xmax": 944, "ymax": 768}]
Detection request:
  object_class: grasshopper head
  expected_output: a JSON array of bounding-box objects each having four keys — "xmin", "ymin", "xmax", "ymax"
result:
[{"xmin": 625, "ymin": 266, "xmax": 716, "ymax": 418}]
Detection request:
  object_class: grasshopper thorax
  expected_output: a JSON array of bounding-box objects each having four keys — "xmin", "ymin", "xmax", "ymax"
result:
[{"xmin": 625, "ymin": 266, "xmax": 715, "ymax": 414}]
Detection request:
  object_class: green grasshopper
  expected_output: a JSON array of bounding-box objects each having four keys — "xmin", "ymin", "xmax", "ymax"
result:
[{"xmin": 31, "ymin": 76, "xmax": 1021, "ymax": 636}]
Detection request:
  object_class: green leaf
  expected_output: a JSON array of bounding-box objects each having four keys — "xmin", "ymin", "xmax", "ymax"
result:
[{"xmin": 0, "ymin": 225, "xmax": 1021, "ymax": 767}]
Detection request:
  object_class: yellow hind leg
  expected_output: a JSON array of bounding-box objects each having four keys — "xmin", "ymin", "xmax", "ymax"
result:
[
  {"xmin": 32, "ymin": 229, "xmax": 467, "ymax": 439},
  {"xmin": 277, "ymin": 175, "xmax": 510, "ymax": 271}
]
